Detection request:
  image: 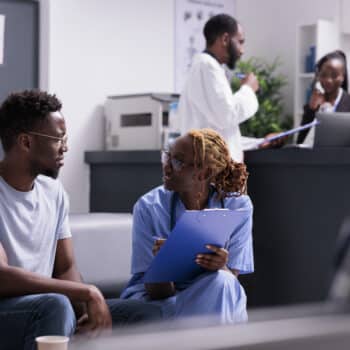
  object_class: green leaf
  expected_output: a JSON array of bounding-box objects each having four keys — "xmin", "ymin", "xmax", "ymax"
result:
[{"xmin": 233, "ymin": 56, "xmax": 292, "ymax": 137}]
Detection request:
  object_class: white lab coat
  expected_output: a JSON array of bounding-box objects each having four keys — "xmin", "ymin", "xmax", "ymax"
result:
[{"xmin": 179, "ymin": 52, "xmax": 259, "ymax": 162}]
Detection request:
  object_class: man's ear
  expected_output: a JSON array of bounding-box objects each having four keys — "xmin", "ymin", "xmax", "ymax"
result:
[
  {"xmin": 220, "ymin": 32, "xmax": 230, "ymax": 47},
  {"xmin": 17, "ymin": 133, "xmax": 32, "ymax": 152}
]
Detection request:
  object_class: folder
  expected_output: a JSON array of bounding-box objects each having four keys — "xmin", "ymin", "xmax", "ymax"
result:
[
  {"xmin": 257, "ymin": 119, "xmax": 320, "ymax": 145},
  {"xmin": 143, "ymin": 208, "xmax": 250, "ymax": 283}
]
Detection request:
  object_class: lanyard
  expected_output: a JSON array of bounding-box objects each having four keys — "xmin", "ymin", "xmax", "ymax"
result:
[
  {"xmin": 320, "ymin": 88, "xmax": 343, "ymax": 112},
  {"xmin": 170, "ymin": 188, "xmax": 225, "ymax": 231},
  {"xmin": 333, "ymin": 88, "xmax": 343, "ymax": 111}
]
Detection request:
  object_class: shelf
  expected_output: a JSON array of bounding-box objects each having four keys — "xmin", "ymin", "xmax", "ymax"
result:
[
  {"xmin": 299, "ymin": 73, "xmax": 314, "ymax": 78},
  {"xmin": 294, "ymin": 19, "xmax": 339, "ymax": 126}
]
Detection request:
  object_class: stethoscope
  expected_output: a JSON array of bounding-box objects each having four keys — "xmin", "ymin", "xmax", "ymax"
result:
[{"xmin": 169, "ymin": 187, "xmax": 225, "ymax": 231}]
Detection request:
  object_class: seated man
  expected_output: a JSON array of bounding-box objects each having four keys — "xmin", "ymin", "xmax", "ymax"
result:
[{"xmin": 0, "ymin": 90, "xmax": 161, "ymax": 350}]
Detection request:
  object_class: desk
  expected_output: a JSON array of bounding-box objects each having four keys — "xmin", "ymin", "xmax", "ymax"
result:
[
  {"xmin": 86, "ymin": 150, "xmax": 161, "ymax": 212},
  {"xmin": 85, "ymin": 148, "xmax": 350, "ymax": 306}
]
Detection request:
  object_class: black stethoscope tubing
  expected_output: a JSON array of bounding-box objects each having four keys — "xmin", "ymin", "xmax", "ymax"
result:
[{"xmin": 170, "ymin": 188, "xmax": 225, "ymax": 231}]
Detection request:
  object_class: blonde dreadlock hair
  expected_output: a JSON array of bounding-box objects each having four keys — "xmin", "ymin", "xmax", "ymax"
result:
[{"xmin": 188, "ymin": 128, "xmax": 248, "ymax": 199}]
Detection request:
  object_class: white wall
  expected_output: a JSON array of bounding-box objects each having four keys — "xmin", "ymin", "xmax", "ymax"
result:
[
  {"xmin": 41, "ymin": 0, "xmax": 344, "ymax": 212},
  {"xmin": 235, "ymin": 0, "xmax": 340, "ymax": 115},
  {"xmin": 44, "ymin": 0, "xmax": 174, "ymax": 213}
]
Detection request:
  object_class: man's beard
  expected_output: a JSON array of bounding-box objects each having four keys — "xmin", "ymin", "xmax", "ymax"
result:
[
  {"xmin": 42, "ymin": 168, "xmax": 59, "ymax": 179},
  {"xmin": 31, "ymin": 162, "xmax": 59, "ymax": 179},
  {"xmin": 226, "ymin": 41, "xmax": 239, "ymax": 70}
]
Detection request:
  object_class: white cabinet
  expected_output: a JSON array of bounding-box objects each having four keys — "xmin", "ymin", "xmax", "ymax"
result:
[
  {"xmin": 340, "ymin": 0, "xmax": 350, "ymax": 34},
  {"xmin": 294, "ymin": 20, "xmax": 339, "ymax": 127}
]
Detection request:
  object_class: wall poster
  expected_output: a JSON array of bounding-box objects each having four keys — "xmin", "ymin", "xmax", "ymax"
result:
[{"xmin": 174, "ymin": 0, "xmax": 235, "ymax": 93}]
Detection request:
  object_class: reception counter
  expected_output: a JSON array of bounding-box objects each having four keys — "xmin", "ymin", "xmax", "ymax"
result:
[{"xmin": 85, "ymin": 147, "xmax": 350, "ymax": 307}]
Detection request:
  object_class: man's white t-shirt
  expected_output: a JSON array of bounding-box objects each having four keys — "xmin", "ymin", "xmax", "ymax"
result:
[
  {"xmin": 179, "ymin": 52, "xmax": 259, "ymax": 162},
  {"xmin": 0, "ymin": 175, "xmax": 71, "ymax": 277}
]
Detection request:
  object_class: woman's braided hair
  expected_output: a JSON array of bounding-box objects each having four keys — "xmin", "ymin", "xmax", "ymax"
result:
[{"xmin": 188, "ymin": 128, "xmax": 248, "ymax": 199}]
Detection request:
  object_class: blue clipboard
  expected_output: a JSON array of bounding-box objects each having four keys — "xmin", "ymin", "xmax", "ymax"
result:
[{"xmin": 143, "ymin": 208, "xmax": 250, "ymax": 283}]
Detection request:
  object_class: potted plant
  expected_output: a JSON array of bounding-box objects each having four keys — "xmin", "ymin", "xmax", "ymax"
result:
[{"xmin": 231, "ymin": 57, "xmax": 292, "ymax": 137}]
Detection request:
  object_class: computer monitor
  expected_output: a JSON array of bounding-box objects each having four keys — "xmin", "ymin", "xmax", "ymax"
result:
[{"xmin": 314, "ymin": 112, "xmax": 350, "ymax": 148}]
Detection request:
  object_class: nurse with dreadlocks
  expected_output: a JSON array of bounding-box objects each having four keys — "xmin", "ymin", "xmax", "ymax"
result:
[{"xmin": 121, "ymin": 128, "xmax": 254, "ymax": 324}]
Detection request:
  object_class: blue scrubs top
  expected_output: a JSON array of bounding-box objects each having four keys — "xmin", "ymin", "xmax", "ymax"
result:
[{"xmin": 122, "ymin": 186, "xmax": 254, "ymax": 296}]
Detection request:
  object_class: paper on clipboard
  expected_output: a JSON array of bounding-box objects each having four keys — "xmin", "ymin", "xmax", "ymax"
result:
[
  {"xmin": 143, "ymin": 208, "xmax": 250, "ymax": 283},
  {"xmin": 258, "ymin": 119, "xmax": 320, "ymax": 145}
]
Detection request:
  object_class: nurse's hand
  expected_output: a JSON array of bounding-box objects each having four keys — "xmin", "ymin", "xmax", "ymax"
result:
[
  {"xmin": 152, "ymin": 238, "xmax": 166, "ymax": 256},
  {"xmin": 195, "ymin": 244, "xmax": 228, "ymax": 271}
]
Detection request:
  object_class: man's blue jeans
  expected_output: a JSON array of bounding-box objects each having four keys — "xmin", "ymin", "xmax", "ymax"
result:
[{"xmin": 0, "ymin": 293, "xmax": 161, "ymax": 350}]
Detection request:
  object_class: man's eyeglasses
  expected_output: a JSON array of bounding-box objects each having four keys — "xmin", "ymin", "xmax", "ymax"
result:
[
  {"xmin": 161, "ymin": 150, "xmax": 192, "ymax": 171},
  {"xmin": 28, "ymin": 131, "xmax": 68, "ymax": 147}
]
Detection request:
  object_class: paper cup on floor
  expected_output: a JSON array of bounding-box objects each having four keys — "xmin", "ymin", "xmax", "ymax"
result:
[{"xmin": 36, "ymin": 335, "xmax": 69, "ymax": 350}]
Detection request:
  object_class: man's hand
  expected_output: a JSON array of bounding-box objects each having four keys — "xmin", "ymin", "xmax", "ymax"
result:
[
  {"xmin": 76, "ymin": 285, "xmax": 112, "ymax": 337},
  {"xmin": 242, "ymin": 72, "xmax": 259, "ymax": 92},
  {"xmin": 195, "ymin": 245, "xmax": 228, "ymax": 271},
  {"xmin": 152, "ymin": 238, "xmax": 166, "ymax": 256},
  {"xmin": 259, "ymin": 132, "xmax": 287, "ymax": 149},
  {"xmin": 76, "ymin": 313, "xmax": 89, "ymax": 328}
]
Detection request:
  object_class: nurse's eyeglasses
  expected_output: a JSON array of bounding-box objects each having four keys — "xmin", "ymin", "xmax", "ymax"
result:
[
  {"xmin": 161, "ymin": 150, "xmax": 193, "ymax": 172},
  {"xmin": 28, "ymin": 131, "xmax": 68, "ymax": 147}
]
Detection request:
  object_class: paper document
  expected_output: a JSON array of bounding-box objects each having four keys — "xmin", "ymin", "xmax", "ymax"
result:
[
  {"xmin": 143, "ymin": 208, "xmax": 250, "ymax": 283},
  {"xmin": 258, "ymin": 119, "xmax": 320, "ymax": 146}
]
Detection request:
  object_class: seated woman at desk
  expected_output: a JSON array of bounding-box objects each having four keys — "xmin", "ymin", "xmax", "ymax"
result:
[
  {"xmin": 297, "ymin": 50, "xmax": 350, "ymax": 144},
  {"xmin": 121, "ymin": 128, "xmax": 254, "ymax": 324}
]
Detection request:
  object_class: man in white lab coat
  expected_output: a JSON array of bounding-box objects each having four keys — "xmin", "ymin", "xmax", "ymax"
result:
[{"xmin": 179, "ymin": 14, "xmax": 263, "ymax": 162}]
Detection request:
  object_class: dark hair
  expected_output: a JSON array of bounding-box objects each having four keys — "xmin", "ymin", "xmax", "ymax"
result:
[
  {"xmin": 316, "ymin": 50, "xmax": 349, "ymax": 92},
  {"xmin": 0, "ymin": 90, "xmax": 62, "ymax": 152},
  {"xmin": 203, "ymin": 14, "xmax": 238, "ymax": 47}
]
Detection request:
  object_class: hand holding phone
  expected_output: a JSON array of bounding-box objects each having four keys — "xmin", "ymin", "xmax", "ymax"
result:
[
  {"xmin": 314, "ymin": 81, "xmax": 325, "ymax": 94},
  {"xmin": 309, "ymin": 81, "xmax": 325, "ymax": 110}
]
